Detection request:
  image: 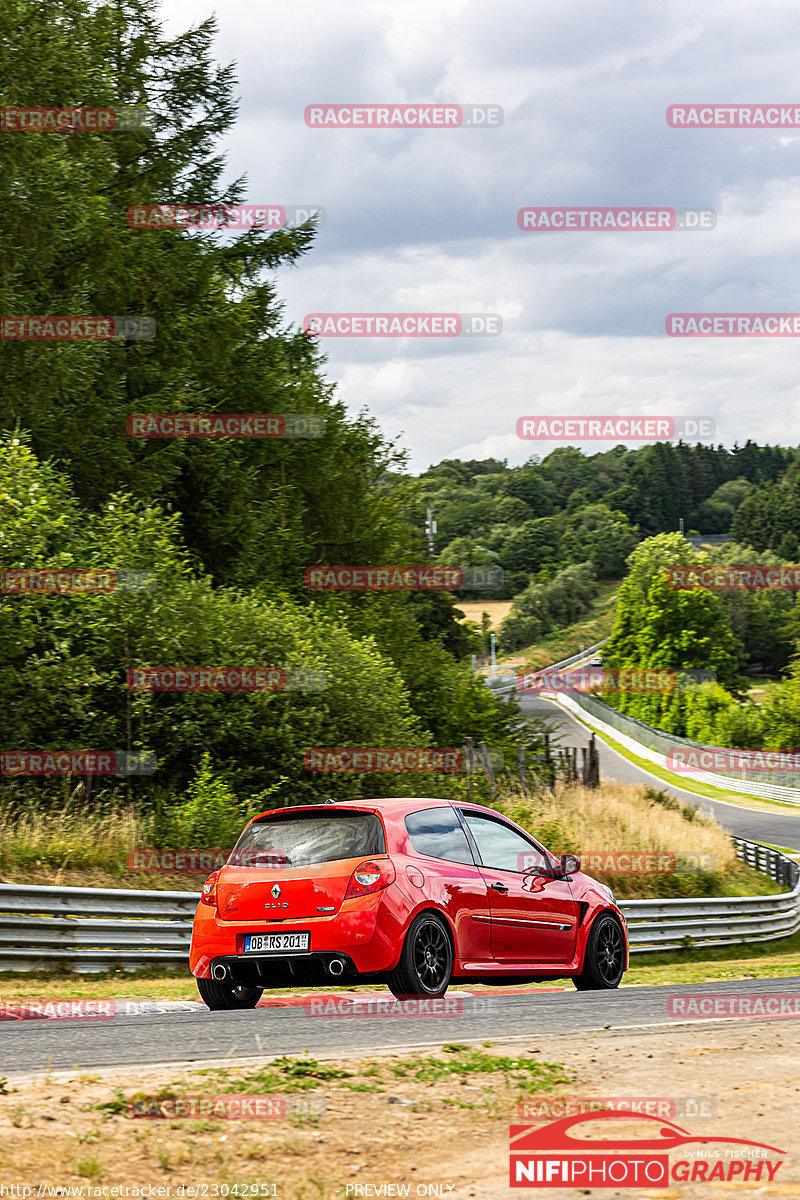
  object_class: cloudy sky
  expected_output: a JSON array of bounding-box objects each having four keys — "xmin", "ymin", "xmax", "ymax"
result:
[{"xmin": 159, "ymin": 0, "xmax": 800, "ymax": 471}]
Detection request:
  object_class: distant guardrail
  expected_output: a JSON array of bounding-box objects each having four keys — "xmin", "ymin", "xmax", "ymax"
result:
[
  {"xmin": 0, "ymin": 838, "xmax": 796, "ymax": 972},
  {"xmin": 484, "ymin": 639, "xmax": 609, "ymax": 699},
  {"xmin": 683, "ymin": 533, "xmax": 732, "ymax": 547},
  {"xmin": 562, "ymin": 690, "xmax": 800, "ymax": 804}
]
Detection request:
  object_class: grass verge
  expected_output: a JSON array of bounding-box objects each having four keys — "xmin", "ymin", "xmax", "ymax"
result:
[
  {"xmin": 1, "ymin": 929, "xmax": 798, "ymax": 1001},
  {"xmin": 494, "ymin": 780, "xmax": 780, "ymax": 898}
]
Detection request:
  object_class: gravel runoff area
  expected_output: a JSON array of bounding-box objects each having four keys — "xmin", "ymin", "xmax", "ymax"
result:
[{"xmin": 0, "ymin": 1016, "xmax": 798, "ymax": 1199}]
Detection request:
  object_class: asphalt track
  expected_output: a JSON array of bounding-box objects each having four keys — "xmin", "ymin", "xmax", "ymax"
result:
[
  {"xmin": 2, "ymin": 977, "xmax": 799, "ymax": 1074},
  {"xmin": 519, "ymin": 693, "xmax": 800, "ymax": 848}
]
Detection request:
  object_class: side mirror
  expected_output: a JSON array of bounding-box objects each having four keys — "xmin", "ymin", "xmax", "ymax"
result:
[{"xmin": 560, "ymin": 853, "xmax": 581, "ymax": 878}]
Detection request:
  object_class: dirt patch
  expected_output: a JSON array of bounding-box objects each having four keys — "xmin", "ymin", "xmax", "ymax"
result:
[
  {"xmin": 0, "ymin": 1022, "xmax": 797, "ymax": 1198},
  {"xmin": 453, "ymin": 600, "xmax": 513, "ymax": 630}
]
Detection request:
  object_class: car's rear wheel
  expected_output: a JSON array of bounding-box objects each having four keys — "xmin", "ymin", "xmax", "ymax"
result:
[
  {"xmin": 197, "ymin": 977, "xmax": 263, "ymax": 1010},
  {"xmin": 387, "ymin": 912, "xmax": 453, "ymax": 998},
  {"xmin": 573, "ymin": 913, "xmax": 625, "ymax": 990}
]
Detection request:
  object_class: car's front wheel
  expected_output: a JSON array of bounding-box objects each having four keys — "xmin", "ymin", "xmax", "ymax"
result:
[
  {"xmin": 387, "ymin": 912, "xmax": 454, "ymax": 998},
  {"xmin": 197, "ymin": 977, "xmax": 264, "ymax": 1010},
  {"xmin": 573, "ymin": 913, "xmax": 625, "ymax": 990}
]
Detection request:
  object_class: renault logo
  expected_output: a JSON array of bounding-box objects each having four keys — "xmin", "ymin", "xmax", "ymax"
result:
[{"xmin": 271, "ymin": 884, "xmax": 281, "ymax": 899}]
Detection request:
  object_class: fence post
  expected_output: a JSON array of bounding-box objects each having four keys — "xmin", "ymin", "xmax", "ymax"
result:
[
  {"xmin": 464, "ymin": 737, "xmax": 474, "ymax": 798},
  {"xmin": 587, "ymin": 734, "xmax": 600, "ymax": 787},
  {"xmin": 478, "ymin": 741, "xmax": 497, "ymax": 798},
  {"xmin": 519, "ymin": 744, "xmax": 527, "ymax": 798}
]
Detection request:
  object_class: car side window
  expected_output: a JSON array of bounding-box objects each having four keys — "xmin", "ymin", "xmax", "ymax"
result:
[
  {"xmin": 404, "ymin": 808, "xmax": 475, "ymax": 865},
  {"xmin": 461, "ymin": 811, "xmax": 549, "ymax": 874}
]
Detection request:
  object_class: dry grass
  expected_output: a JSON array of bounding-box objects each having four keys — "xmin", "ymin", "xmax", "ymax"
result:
[
  {"xmin": 454, "ymin": 600, "xmax": 513, "ymax": 630},
  {"xmin": 508, "ymin": 778, "xmax": 733, "ymax": 859},
  {"xmin": 0, "ymin": 779, "xmax": 778, "ymax": 899},
  {"xmin": 0, "ymin": 800, "xmax": 146, "ymax": 879},
  {"xmin": 0, "ymin": 799, "xmax": 221, "ymax": 891},
  {"xmin": 492, "ymin": 779, "xmax": 776, "ymax": 898}
]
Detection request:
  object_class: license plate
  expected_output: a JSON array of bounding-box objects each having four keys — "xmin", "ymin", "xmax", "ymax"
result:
[{"xmin": 243, "ymin": 932, "xmax": 310, "ymax": 954}]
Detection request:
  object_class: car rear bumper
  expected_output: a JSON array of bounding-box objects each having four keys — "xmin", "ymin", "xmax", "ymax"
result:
[
  {"xmin": 205, "ymin": 949, "xmax": 360, "ymax": 987},
  {"xmin": 190, "ymin": 891, "xmax": 402, "ymax": 979}
]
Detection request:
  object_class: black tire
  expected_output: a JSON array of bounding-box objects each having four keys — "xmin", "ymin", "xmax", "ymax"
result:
[
  {"xmin": 197, "ymin": 976, "xmax": 264, "ymax": 1010},
  {"xmin": 573, "ymin": 913, "xmax": 625, "ymax": 990},
  {"xmin": 387, "ymin": 912, "xmax": 454, "ymax": 998}
]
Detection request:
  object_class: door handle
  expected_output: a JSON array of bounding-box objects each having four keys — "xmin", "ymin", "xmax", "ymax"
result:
[{"xmin": 490, "ymin": 881, "xmax": 509, "ymax": 893}]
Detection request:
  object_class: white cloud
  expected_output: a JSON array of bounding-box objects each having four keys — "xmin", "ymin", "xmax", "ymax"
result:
[{"xmin": 157, "ymin": 0, "xmax": 800, "ymax": 470}]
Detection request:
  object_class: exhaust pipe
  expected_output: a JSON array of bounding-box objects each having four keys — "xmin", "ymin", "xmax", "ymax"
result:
[
  {"xmin": 212, "ymin": 962, "xmax": 229, "ymax": 981},
  {"xmin": 327, "ymin": 957, "xmax": 346, "ymax": 977}
]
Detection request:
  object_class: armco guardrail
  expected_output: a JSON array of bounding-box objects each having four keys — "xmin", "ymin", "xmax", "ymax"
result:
[
  {"xmin": 622, "ymin": 839, "xmax": 800, "ymax": 953},
  {"xmin": 0, "ymin": 884, "xmax": 197, "ymax": 973},
  {"xmin": 484, "ymin": 638, "xmax": 609, "ymax": 699},
  {"xmin": 683, "ymin": 533, "xmax": 732, "ymax": 547},
  {"xmin": 563, "ymin": 690, "xmax": 800, "ymax": 804},
  {"xmin": 0, "ymin": 837, "xmax": 796, "ymax": 971},
  {"xmin": 509, "ymin": 630, "xmax": 798, "ymax": 801}
]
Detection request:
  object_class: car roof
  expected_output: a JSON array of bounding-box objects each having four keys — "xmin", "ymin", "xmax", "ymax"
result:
[{"xmin": 247, "ymin": 796, "xmax": 455, "ymax": 824}]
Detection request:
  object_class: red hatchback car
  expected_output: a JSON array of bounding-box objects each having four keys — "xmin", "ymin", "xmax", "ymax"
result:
[{"xmin": 190, "ymin": 797, "xmax": 629, "ymax": 1009}]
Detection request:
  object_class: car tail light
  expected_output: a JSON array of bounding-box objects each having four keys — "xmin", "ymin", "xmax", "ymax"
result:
[
  {"xmin": 200, "ymin": 870, "xmax": 220, "ymax": 907},
  {"xmin": 345, "ymin": 858, "xmax": 396, "ymax": 899}
]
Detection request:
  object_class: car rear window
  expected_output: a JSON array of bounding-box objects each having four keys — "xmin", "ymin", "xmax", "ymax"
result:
[{"xmin": 230, "ymin": 812, "xmax": 385, "ymax": 867}]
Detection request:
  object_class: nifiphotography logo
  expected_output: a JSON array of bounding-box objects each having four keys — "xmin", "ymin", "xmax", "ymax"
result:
[{"xmin": 509, "ymin": 1111, "xmax": 786, "ymax": 1188}]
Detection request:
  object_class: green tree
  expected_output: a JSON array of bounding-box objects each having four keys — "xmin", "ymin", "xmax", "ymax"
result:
[
  {"xmin": 760, "ymin": 656, "xmax": 800, "ymax": 749},
  {"xmin": 562, "ymin": 504, "xmax": 639, "ymax": 578},
  {"xmin": 0, "ymin": 0, "xmax": 415, "ymax": 595},
  {"xmin": 498, "ymin": 562, "xmax": 598, "ymax": 653},
  {"xmin": 602, "ymin": 535, "xmax": 746, "ymax": 731},
  {"xmin": 500, "ymin": 516, "xmax": 563, "ymax": 575}
]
